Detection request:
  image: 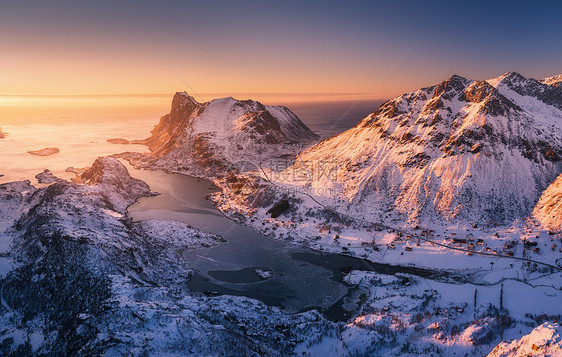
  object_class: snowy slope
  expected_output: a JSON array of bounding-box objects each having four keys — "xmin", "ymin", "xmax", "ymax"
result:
[
  {"xmin": 284, "ymin": 72, "xmax": 562, "ymax": 224},
  {"xmin": 533, "ymin": 174, "xmax": 562, "ymax": 232},
  {"xmin": 121, "ymin": 92, "xmax": 318, "ymax": 178},
  {"xmin": 488, "ymin": 322, "xmax": 562, "ymax": 357},
  {"xmin": 540, "ymin": 74, "xmax": 562, "ymax": 87},
  {"xmin": 0, "ymin": 157, "xmax": 276, "ymax": 355}
]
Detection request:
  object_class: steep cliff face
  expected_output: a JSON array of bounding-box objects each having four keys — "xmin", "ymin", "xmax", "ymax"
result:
[
  {"xmin": 142, "ymin": 92, "xmax": 201, "ymax": 158},
  {"xmin": 284, "ymin": 72, "xmax": 562, "ymax": 224},
  {"xmin": 533, "ymin": 174, "xmax": 562, "ymax": 232},
  {"xmin": 122, "ymin": 92, "xmax": 318, "ymax": 178}
]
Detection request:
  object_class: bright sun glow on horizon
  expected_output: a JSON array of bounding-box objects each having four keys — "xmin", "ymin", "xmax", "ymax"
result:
[{"xmin": 0, "ymin": 92, "xmax": 385, "ymax": 124}]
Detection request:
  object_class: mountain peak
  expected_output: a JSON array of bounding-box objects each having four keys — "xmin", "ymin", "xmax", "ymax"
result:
[
  {"xmin": 448, "ymin": 74, "xmax": 469, "ymax": 82},
  {"xmin": 489, "ymin": 72, "xmax": 562, "ymax": 112},
  {"xmin": 486, "ymin": 71, "xmax": 525, "ymax": 87},
  {"xmin": 173, "ymin": 91, "xmax": 196, "ymax": 101},
  {"xmin": 498, "ymin": 71, "xmax": 527, "ymax": 85},
  {"xmin": 503, "ymin": 71, "xmax": 525, "ymax": 78},
  {"xmin": 431, "ymin": 74, "xmax": 471, "ymax": 100},
  {"xmin": 540, "ymin": 74, "xmax": 562, "ymax": 87},
  {"xmin": 171, "ymin": 91, "xmax": 199, "ymax": 114}
]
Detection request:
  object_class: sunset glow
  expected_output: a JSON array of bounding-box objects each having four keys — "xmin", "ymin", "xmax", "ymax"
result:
[{"xmin": 2, "ymin": 1, "xmax": 561, "ymax": 99}]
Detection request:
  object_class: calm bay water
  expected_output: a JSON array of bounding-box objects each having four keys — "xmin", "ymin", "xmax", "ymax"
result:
[
  {"xmin": 126, "ymin": 167, "xmax": 349, "ymax": 314},
  {"xmin": 125, "ymin": 165, "xmax": 435, "ymax": 320},
  {"xmin": 287, "ymin": 98, "xmax": 385, "ymax": 138}
]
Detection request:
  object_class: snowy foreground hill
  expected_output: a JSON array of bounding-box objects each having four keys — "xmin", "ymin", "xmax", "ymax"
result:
[
  {"xmin": 0, "ymin": 158, "xmax": 347, "ymax": 356},
  {"xmin": 488, "ymin": 322, "xmax": 562, "ymax": 356}
]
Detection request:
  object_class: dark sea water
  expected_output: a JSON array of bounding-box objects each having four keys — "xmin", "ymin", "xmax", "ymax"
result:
[{"xmin": 285, "ymin": 99, "xmax": 386, "ymax": 138}]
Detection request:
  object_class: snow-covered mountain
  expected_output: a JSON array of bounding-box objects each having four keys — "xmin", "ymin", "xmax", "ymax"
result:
[
  {"xmin": 288, "ymin": 72, "xmax": 562, "ymax": 224},
  {"xmin": 121, "ymin": 92, "xmax": 318, "ymax": 177},
  {"xmin": 533, "ymin": 174, "xmax": 562, "ymax": 232}
]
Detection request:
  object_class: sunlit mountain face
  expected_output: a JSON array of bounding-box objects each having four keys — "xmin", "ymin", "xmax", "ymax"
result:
[{"xmin": 1, "ymin": 0, "xmax": 562, "ymax": 356}]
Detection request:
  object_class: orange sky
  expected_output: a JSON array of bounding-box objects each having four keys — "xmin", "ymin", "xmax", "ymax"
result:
[
  {"xmin": 0, "ymin": 35, "xmax": 416, "ymax": 98},
  {"xmin": 1, "ymin": 1, "xmax": 560, "ymax": 99}
]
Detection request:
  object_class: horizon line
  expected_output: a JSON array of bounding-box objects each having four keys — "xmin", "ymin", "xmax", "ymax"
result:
[{"xmin": 0, "ymin": 92, "xmax": 390, "ymax": 99}]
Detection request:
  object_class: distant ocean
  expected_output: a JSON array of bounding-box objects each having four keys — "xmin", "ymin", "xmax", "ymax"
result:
[
  {"xmin": 0, "ymin": 94, "xmax": 387, "ymax": 184},
  {"xmin": 0, "ymin": 93, "xmax": 387, "ymax": 136}
]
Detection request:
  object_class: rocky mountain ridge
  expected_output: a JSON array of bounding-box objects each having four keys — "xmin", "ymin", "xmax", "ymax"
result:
[
  {"xmin": 286, "ymin": 72, "xmax": 562, "ymax": 224},
  {"xmin": 120, "ymin": 92, "xmax": 318, "ymax": 178}
]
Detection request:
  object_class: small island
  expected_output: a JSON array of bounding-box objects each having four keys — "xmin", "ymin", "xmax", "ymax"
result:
[
  {"xmin": 35, "ymin": 169, "xmax": 62, "ymax": 184},
  {"xmin": 28, "ymin": 147, "xmax": 60, "ymax": 156},
  {"xmin": 107, "ymin": 138, "xmax": 130, "ymax": 144}
]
